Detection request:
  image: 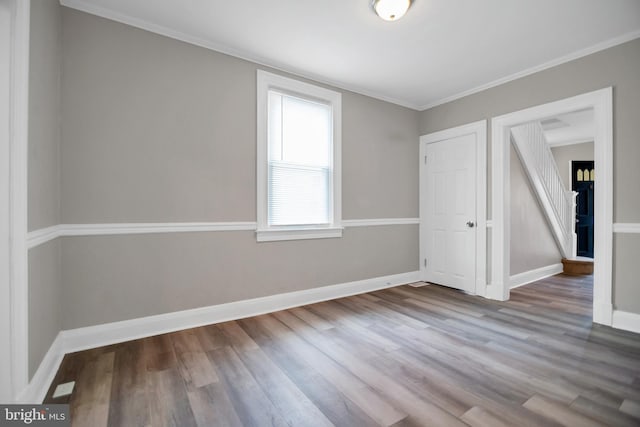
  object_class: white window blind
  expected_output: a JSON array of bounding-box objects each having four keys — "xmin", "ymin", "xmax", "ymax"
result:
[{"xmin": 267, "ymin": 91, "xmax": 333, "ymax": 226}]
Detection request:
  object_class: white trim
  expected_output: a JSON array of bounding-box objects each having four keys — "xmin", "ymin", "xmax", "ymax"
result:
[
  {"xmin": 28, "ymin": 223, "xmax": 260, "ymax": 248},
  {"xmin": 26, "ymin": 219, "xmax": 419, "ymax": 249},
  {"xmin": 7, "ymin": 0, "xmax": 30, "ymax": 403},
  {"xmin": 255, "ymin": 226, "xmax": 344, "ymax": 242},
  {"xmin": 0, "ymin": 1, "xmax": 14, "ymax": 404},
  {"xmin": 63, "ymin": 270, "xmax": 418, "ymax": 354},
  {"xmin": 342, "ymin": 218, "xmax": 419, "ymax": 227},
  {"xmin": 509, "ymin": 263, "xmax": 563, "ymax": 289},
  {"xmin": 63, "ymin": 222, "xmax": 257, "ymax": 236},
  {"xmin": 256, "ymin": 70, "xmax": 342, "ymax": 243},
  {"xmin": 612, "ymin": 310, "xmax": 640, "ymax": 334},
  {"xmin": 26, "ymin": 225, "xmax": 62, "ymax": 249},
  {"xmin": 419, "ymin": 120, "xmax": 487, "ymax": 297},
  {"xmin": 15, "ymin": 333, "xmax": 64, "ymax": 404},
  {"xmin": 490, "ymin": 88, "xmax": 613, "ymax": 324},
  {"xmin": 418, "ymin": 31, "xmax": 640, "ymax": 110},
  {"xmin": 486, "ymin": 220, "xmax": 493, "ymax": 228},
  {"xmin": 613, "ymin": 223, "xmax": 640, "ymax": 234}
]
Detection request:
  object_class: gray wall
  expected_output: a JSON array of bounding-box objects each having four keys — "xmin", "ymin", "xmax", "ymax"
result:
[
  {"xmin": 61, "ymin": 226, "xmax": 416, "ymax": 328},
  {"xmin": 29, "ymin": 0, "xmax": 60, "ymax": 231},
  {"xmin": 419, "ymin": 38, "xmax": 640, "ymax": 313},
  {"xmin": 28, "ymin": 241, "xmax": 61, "ymax": 379},
  {"xmin": 28, "ymin": 0, "xmax": 62, "ymax": 378},
  {"xmin": 60, "ymin": 8, "xmax": 419, "ymax": 223},
  {"xmin": 59, "ymin": 8, "xmax": 420, "ymax": 329},
  {"xmin": 510, "ymin": 146, "xmax": 561, "ymax": 275},
  {"xmin": 613, "ymin": 234, "xmax": 640, "ymax": 313},
  {"xmin": 551, "ymin": 142, "xmax": 594, "ymax": 190}
]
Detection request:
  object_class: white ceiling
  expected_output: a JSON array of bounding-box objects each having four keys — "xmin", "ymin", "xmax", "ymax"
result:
[
  {"xmin": 60, "ymin": 0, "xmax": 640, "ymax": 110},
  {"xmin": 541, "ymin": 109, "xmax": 595, "ymax": 147}
]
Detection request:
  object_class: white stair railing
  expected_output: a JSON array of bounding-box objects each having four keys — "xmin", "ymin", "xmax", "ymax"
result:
[{"xmin": 510, "ymin": 122, "xmax": 577, "ymax": 259}]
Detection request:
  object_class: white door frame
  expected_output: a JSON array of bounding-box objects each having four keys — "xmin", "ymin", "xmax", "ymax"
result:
[
  {"xmin": 1, "ymin": 0, "xmax": 30, "ymax": 402},
  {"xmin": 490, "ymin": 88, "xmax": 613, "ymax": 326},
  {"xmin": 419, "ymin": 120, "xmax": 487, "ymax": 296}
]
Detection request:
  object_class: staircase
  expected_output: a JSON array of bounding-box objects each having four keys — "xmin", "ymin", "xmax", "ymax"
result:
[{"xmin": 510, "ymin": 122, "xmax": 578, "ymax": 261}]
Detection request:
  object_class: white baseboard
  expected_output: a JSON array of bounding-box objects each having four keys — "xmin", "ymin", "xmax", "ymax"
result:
[
  {"xmin": 612, "ymin": 310, "xmax": 640, "ymax": 334},
  {"xmin": 16, "ymin": 333, "xmax": 65, "ymax": 404},
  {"xmin": 509, "ymin": 263, "xmax": 563, "ymax": 289},
  {"xmin": 20, "ymin": 271, "xmax": 419, "ymax": 402}
]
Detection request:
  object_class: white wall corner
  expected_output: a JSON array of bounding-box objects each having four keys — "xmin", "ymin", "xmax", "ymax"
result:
[
  {"xmin": 593, "ymin": 301, "xmax": 613, "ymax": 327},
  {"xmin": 509, "ymin": 263, "xmax": 564, "ymax": 289},
  {"xmin": 485, "ymin": 282, "xmax": 509, "ymax": 301},
  {"xmin": 15, "ymin": 333, "xmax": 65, "ymax": 404},
  {"xmin": 612, "ymin": 310, "xmax": 640, "ymax": 334}
]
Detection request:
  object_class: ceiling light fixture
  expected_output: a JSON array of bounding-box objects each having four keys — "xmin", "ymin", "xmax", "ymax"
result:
[{"xmin": 372, "ymin": 0, "xmax": 412, "ymax": 22}]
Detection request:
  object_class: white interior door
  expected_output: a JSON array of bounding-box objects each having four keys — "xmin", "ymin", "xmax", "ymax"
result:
[{"xmin": 421, "ymin": 133, "xmax": 477, "ymax": 293}]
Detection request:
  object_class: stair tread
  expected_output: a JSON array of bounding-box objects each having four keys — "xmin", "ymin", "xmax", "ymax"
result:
[
  {"xmin": 562, "ymin": 258, "xmax": 594, "ymax": 265},
  {"xmin": 562, "ymin": 258, "xmax": 594, "ymax": 276}
]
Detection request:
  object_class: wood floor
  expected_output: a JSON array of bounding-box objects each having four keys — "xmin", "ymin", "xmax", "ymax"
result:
[{"xmin": 44, "ymin": 274, "xmax": 640, "ymax": 426}]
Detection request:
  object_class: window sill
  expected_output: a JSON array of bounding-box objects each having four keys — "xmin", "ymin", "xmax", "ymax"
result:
[{"xmin": 256, "ymin": 226, "xmax": 343, "ymax": 242}]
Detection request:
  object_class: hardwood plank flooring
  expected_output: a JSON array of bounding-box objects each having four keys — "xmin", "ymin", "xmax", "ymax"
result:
[{"xmin": 44, "ymin": 274, "xmax": 640, "ymax": 426}]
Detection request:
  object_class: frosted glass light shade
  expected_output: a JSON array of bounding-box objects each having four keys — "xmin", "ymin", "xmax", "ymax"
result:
[{"xmin": 373, "ymin": 0, "xmax": 411, "ymax": 21}]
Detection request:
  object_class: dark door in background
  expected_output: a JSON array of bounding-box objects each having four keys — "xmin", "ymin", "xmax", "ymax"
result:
[{"xmin": 572, "ymin": 161, "xmax": 594, "ymax": 258}]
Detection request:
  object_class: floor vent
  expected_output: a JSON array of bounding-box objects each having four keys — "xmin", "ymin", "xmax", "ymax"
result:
[{"xmin": 52, "ymin": 381, "xmax": 75, "ymax": 399}]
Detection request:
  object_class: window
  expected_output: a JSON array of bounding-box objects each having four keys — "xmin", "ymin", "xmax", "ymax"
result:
[{"xmin": 256, "ymin": 70, "xmax": 342, "ymax": 241}]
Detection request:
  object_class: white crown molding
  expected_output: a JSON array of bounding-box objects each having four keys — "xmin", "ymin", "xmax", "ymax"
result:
[
  {"xmin": 342, "ymin": 218, "xmax": 419, "ymax": 227},
  {"xmin": 418, "ymin": 31, "xmax": 640, "ymax": 111},
  {"xmin": 60, "ymin": 1, "xmax": 640, "ymax": 112},
  {"xmin": 59, "ymin": 0, "xmax": 419, "ymax": 110},
  {"xmin": 20, "ymin": 270, "xmax": 419, "ymax": 402},
  {"xmin": 26, "ymin": 219, "xmax": 420, "ymax": 249},
  {"xmin": 612, "ymin": 310, "xmax": 640, "ymax": 334},
  {"xmin": 613, "ymin": 223, "xmax": 640, "ymax": 234},
  {"xmin": 509, "ymin": 263, "xmax": 563, "ymax": 289}
]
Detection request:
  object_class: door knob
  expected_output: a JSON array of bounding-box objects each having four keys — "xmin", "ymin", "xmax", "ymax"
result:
[{"xmin": 466, "ymin": 221, "xmax": 475, "ymax": 228}]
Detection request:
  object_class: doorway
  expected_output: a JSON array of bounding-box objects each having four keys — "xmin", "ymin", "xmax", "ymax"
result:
[
  {"xmin": 490, "ymin": 88, "xmax": 613, "ymax": 326},
  {"xmin": 572, "ymin": 160, "xmax": 595, "ymax": 258}
]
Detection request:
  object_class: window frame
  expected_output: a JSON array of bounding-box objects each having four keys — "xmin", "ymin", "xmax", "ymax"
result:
[{"xmin": 256, "ymin": 70, "xmax": 342, "ymax": 242}]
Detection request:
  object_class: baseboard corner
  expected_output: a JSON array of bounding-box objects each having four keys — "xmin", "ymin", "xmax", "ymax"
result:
[
  {"xmin": 16, "ymin": 333, "xmax": 65, "ymax": 404},
  {"xmin": 612, "ymin": 310, "xmax": 640, "ymax": 334}
]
